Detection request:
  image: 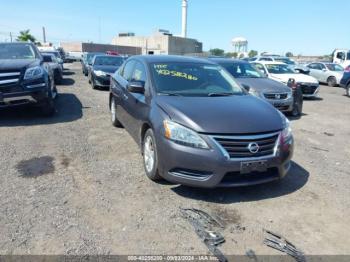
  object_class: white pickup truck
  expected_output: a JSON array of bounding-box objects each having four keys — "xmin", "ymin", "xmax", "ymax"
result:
[{"xmin": 333, "ymin": 49, "xmax": 350, "ymax": 68}]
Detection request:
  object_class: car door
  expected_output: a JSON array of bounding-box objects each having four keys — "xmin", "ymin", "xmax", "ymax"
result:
[
  {"xmin": 111, "ymin": 59, "xmax": 136, "ymax": 129},
  {"xmin": 307, "ymin": 63, "xmax": 320, "ymax": 80},
  {"xmin": 122, "ymin": 61, "xmax": 150, "ymax": 142}
]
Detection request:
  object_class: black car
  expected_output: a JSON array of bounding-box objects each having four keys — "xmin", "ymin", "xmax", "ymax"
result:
[
  {"xmin": 209, "ymin": 58, "xmax": 303, "ymax": 116},
  {"xmin": 340, "ymin": 71, "xmax": 350, "ymax": 97},
  {"xmin": 109, "ymin": 55, "xmax": 294, "ymax": 188},
  {"xmin": 41, "ymin": 51, "xmax": 64, "ymax": 70},
  {"xmin": 41, "ymin": 53, "xmax": 63, "ymax": 84},
  {"xmin": 0, "ymin": 42, "xmax": 57, "ymax": 116},
  {"xmin": 89, "ymin": 55, "xmax": 124, "ymax": 89},
  {"xmin": 81, "ymin": 52, "xmax": 104, "ymax": 76}
]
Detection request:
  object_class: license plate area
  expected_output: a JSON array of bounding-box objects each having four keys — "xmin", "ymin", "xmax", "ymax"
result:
[{"xmin": 240, "ymin": 160, "xmax": 268, "ymax": 174}]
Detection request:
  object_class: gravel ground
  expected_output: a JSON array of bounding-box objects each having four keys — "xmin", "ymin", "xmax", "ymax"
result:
[{"xmin": 0, "ymin": 62, "xmax": 349, "ymax": 257}]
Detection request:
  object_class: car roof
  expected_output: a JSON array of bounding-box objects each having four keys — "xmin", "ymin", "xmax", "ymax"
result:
[
  {"xmin": 94, "ymin": 55, "xmax": 122, "ymax": 58},
  {"xmin": 131, "ymin": 55, "xmax": 216, "ymax": 65},
  {"xmin": 208, "ymin": 58, "xmax": 248, "ymax": 64}
]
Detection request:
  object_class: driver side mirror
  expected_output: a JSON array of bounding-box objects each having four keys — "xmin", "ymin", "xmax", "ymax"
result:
[{"xmin": 127, "ymin": 81, "xmax": 145, "ymax": 94}]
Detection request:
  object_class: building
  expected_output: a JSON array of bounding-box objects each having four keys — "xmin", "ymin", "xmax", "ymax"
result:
[
  {"xmin": 111, "ymin": 30, "xmax": 203, "ymax": 55},
  {"xmin": 59, "ymin": 42, "xmax": 142, "ymax": 55}
]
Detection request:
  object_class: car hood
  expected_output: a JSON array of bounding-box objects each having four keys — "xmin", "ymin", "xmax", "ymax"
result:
[
  {"xmin": 0, "ymin": 59, "xmax": 40, "ymax": 71},
  {"xmin": 270, "ymin": 73, "xmax": 318, "ymax": 84},
  {"xmin": 156, "ymin": 95, "xmax": 284, "ymax": 134},
  {"xmin": 93, "ymin": 65, "xmax": 120, "ymax": 74},
  {"xmin": 236, "ymin": 77, "xmax": 291, "ymax": 94}
]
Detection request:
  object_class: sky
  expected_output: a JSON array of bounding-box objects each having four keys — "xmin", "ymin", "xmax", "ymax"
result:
[{"xmin": 0, "ymin": 0, "xmax": 349, "ymax": 55}]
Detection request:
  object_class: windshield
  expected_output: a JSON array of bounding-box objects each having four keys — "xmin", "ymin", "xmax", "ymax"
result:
[
  {"xmin": 265, "ymin": 64, "xmax": 295, "ymax": 74},
  {"xmin": 44, "ymin": 51, "xmax": 60, "ymax": 58},
  {"xmin": 94, "ymin": 56, "xmax": 124, "ymax": 66},
  {"xmin": 221, "ymin": 62, "xmax": 264, "ymax": 78},
  {"xmin": 274, "ymin": 58, "xmax": 296, "ymax": 65},
  {"xmin": 87, "ymin": 53, "xmax": 103, "ymax": 63},
  {"xmin": 347, "ymin": 52, "xmax": 350, "ymax": 60},
  {"xmin": 326, "ymin": 64, "xmax": 344, "ymax": 71},
  {"xmin": 0, "ymin": 43, "xmax": 37, "ymax": 59},
  {"xmin": 151, "ymin": 62, "xmax": 244, "ymax": 97}
]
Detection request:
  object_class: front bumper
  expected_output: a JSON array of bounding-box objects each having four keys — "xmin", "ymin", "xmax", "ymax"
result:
[
  {"xmin": 93, "ymin": 74, "xmax": 111, "ymax": 87},
  {"xmin": 156, "ymin": 133, "xmax": 294, "ymax": 188},
  {"xmin": 265, "ymin": 98, "xmax": 293, "ymax": 112},
  {"xmin": 0, "ymin": 79, "xmax": 49, "ymax": 107},
  {"xmin": 299, "ymin": 83, "xmax": 319, "ymax": 97}
]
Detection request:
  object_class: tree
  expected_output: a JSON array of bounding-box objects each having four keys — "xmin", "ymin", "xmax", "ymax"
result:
[
  {"xmin": 16, "ymin": 30, "xmax": 36, "ymax": 43},
  {"xmin": 286, "ymin": 52, "xmax": 294, "ymax": 57},
  {"xmin": 209, "ymin": 48, "xmax": 225, "ymax": 57},
  {"xmin": 248, "ymin": 50, "xmax": 258, "ymax": 58},
  {"xmin": 225, "ymin": 52, "xmax": 238, "ymax": 58}
]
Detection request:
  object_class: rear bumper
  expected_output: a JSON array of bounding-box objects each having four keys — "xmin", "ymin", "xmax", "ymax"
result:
[{"xmin": 156, "ymin": 133, "xmax": 294, "ymax": 188}]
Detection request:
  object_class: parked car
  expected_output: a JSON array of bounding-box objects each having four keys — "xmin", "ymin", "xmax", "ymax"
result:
[
  {"xmin": 306, "ymin": 62, "xmax": 344, "ymax": 87},
  {"xmin": 252, "ymin": 61, "xmax": 319, "ymax": 98},
  {"xmin": 41, "ymin": 53, "xmax": 63, "ymax": 84},
  {"xmin": 89, "ymin": 55, "xmax": 124, "ymax": 89},
  {"xmin": 340, "ymin": 71, "xmax": 350, "ymax": 96},
  {"xmin": 81, "ymin": 52, "xmax": 104, "ymax": 76},
  {"xmin": 109, "ymin": 55, "xmax": 294, "ymax": 188},
  {"xmin": 210, "ymin": 58, "xmax": 302, "ymax": 116},
  {"xmin": 41, "ymin": 51, "xmax": 64, "ymax": 70},
  {"xmin": 0, "ymin": 42, "xmax": 57, "ymax": 116}
]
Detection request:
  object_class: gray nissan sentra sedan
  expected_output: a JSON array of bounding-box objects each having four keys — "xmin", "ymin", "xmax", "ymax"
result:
[{"xmin": 109, "ymin": 56, "xmax": 294, "ymax": 188}]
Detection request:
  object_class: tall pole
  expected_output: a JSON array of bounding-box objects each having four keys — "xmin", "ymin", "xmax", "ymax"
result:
[
  {"xmin": 10, "ymin": 32, "xmax": 13, "ymax": 42},
  {"xmin": 181, "ymin": 0, "xmax": 188, "ymax": 38},
  {"xmin": 42, "ymin": 27, "xmax": 46, "ymax": 43},
  {"xmin": 98, "ymin": 17, "xmax": 101, "ymax": 43}
]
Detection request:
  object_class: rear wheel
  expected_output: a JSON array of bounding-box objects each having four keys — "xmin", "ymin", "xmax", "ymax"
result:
[
  {"xmin": 142, "ymin": 129, "xmax": 162, "ymax": 181},
  {"xmin": 327, "ymin": 76, "xmax": 337, "ymax": 87},
  {"xmin": 110, "ymin": 97, "xmax": 123, "ymax": 127}
]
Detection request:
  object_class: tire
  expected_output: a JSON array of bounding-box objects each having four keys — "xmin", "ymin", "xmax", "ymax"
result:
[
  {"xmin": 90, "ymin": 76, "xmax": 97, "ymax": 89},
  {"xmin": 327, "ymin": 76, "xmax": 337, "ymax": 87},
  {"xmin": 110, "ymin": 97, "xmax": 123, "ymax": 127},
  {"xmin": 40, "ymin": 85, "xmax": 56, "ymax": 117},
  {"xmin": 142, "ymin": 129, "xmax": 162, "ymax": 181}
]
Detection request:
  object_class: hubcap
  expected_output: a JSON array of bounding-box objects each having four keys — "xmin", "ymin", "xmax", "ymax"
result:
[
  {"xmin": 111, "ymin": 99, "xmax": 116, "ymax": 121},
  {"xmin": 144, "ymin": 136, "xmax": 155, "ymax": 173}
]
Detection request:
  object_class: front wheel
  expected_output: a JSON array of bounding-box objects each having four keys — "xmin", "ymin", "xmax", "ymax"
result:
[
  {"xmin": 327, "ymin": 76, "xmax": 337, "ymax": 87},
  {"xmin": 143, "ymin": 129, "xmax": 162, "ymax": 181}
]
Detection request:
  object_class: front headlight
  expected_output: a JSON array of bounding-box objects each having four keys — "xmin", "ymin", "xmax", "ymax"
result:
[
  {"xmin": 281, "ymin": 117, "xmax": 292, "ymax": 141},
  {"xmin": 24, "ymin": 66, "xmax": 44, "ymax": 80},
  {"xmin": 94, "ymin": 70, "xmax": 106, "ymax": 76},
  {"xmin": 163, "ymin": 120, "xmax": 209, "ymax": 149}
]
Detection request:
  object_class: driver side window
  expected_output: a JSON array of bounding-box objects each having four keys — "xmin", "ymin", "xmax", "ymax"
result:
[{"xmin": 122, "ymin": 60, "xmax": 136, "ymax": 81}]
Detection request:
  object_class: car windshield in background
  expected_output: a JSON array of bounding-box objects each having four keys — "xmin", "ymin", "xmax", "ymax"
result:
[
  {"xmin": 275, "ymin": 58, "xmax": 296, "ymax": 65},
  {"xmin": 222, "ymin": 62, "xmax": 264, "ymax": 78},
  {"xmin": 0, "ymin": 44, "xmax": 36, "ymax": 59},
  {"xmin": 45, "ymin": 52, "xmax": 61, "ymax": 58},
  {"xmin": 347, "ymin": 52, "xmax": 350, "ymax": 60},
  {"xmin": 94, "ymin": 56, "xmax": 124, "ymax": 66},
  {"xmin": 265, "ymin": 64, "xmax": 295, "ymax": 74},
  {"xmin": 151, "ymin": 62, "xmax": 244, "ymax": 97},
  {"xmin": 87, "ymin": 53, "xmax": 103, "ymax": 63},
  {"xmin": 326, "ymin": 64, "xmax": 344, "ymax": 71}
]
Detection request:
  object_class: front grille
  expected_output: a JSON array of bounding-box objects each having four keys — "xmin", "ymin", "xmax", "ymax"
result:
[
  {"xmin": 274, "ymin": 105, "xmax": 290, "ymax": 111},
  {"xmin": 0, "ymin": 71, "xmax": 21, "ymax": 85},
  {"xmin": 212, "ymin": 132, "xmax": 280, "ymax": 159},
  {"xmin": 264, "ymin": 93, "xmax": 288, "ymax": 100},
  {"xmin": 300, "ymin": 84, "xmax": 318, "ymax": 95}
]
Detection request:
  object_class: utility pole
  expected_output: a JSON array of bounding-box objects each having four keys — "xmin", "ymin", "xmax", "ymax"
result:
[
  {"xmin": 42, "ymin": 26, "xmax": 46, "ymax": 43},
  {"xmin": 98, "ymin": 17, "xmax": 101, "ymax": 43},
  {"xmin": 10, "ymin": 32, "xmax": 13, "ymax": 42}
]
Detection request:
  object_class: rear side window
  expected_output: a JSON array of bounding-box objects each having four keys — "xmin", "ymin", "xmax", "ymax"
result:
[{"xmin": 122, "ymin": 60, "xmax": 136, "ymax": 81}]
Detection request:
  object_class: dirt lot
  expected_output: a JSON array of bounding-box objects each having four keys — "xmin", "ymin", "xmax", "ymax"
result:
[{"xmin": 0, "ymin": 62, "xmax": 349, "ymax": 257}]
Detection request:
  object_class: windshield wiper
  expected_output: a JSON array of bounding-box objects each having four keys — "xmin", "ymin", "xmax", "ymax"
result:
[{"xmin": 208, "ymin": 92, "xmax": 235, "ymax": 97}]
